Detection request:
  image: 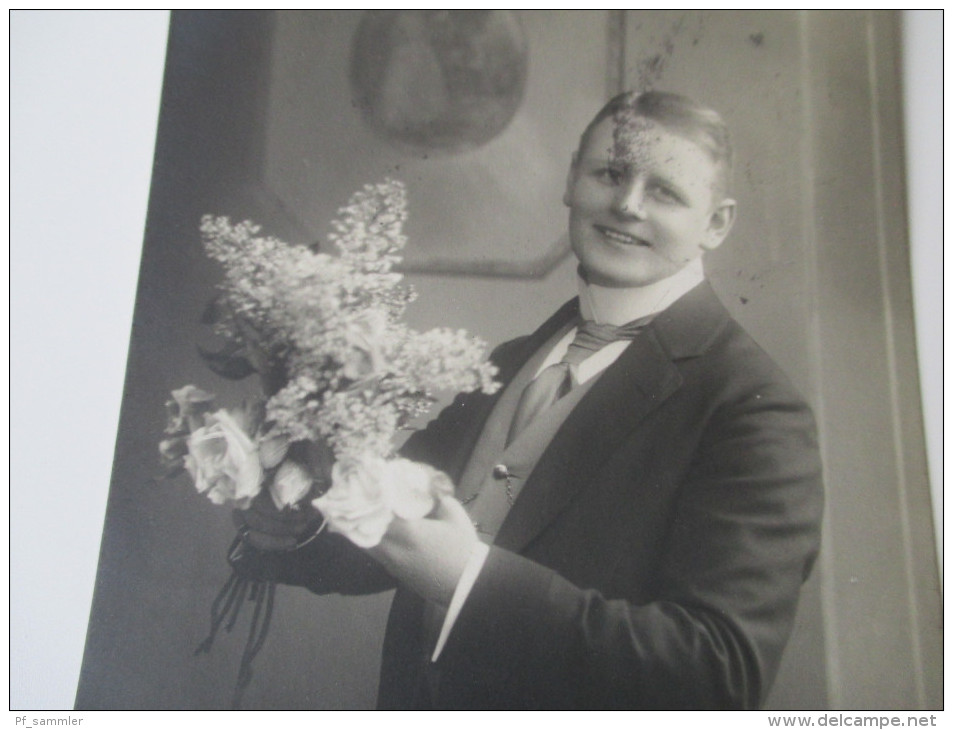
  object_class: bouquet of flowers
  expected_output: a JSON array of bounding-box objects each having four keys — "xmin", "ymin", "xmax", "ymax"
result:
[{"xmin": 158, "ymin": 179, "xmax": 498, "ymax": 705}]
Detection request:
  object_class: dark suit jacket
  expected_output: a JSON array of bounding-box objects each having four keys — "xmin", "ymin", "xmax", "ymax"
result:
[{"xmin": 236, "ymin": 282, "xmax": 824, "ymax": 710}]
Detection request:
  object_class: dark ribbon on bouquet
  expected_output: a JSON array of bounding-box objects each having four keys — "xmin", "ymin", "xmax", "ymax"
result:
[{"xmin": 194, "ymin": 535, "xmax": 276, "ymax": 710}]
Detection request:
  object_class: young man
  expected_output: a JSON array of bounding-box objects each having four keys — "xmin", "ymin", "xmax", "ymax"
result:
[{"xmin": 236, "ymin": 90, "xmax": 824, "ymax": 710}]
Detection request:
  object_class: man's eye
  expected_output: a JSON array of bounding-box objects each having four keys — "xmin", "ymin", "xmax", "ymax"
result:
[
  {"xmin": 649, "ymin": 185, "xmax": 681, "ymax": 204},
  {"xmin": 594, "ymin": 167, "xmax": 625, "ymax": 184}
]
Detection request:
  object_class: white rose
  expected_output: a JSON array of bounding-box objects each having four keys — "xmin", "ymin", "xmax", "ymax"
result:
[
  {"xmin": 380, "ymin": 458, "xmax": 449, "ymax": 520},
  {"xmin": 185, "ymin": 408, "xmax": 263, "ymax": 509},
  {"xmin": 258, "ymin": 431, "xmax": 290, "ymax": 470},
  {"xmin": 269, "ymin": 459, "xmax": 314, "ymax": 511},
  {"xmin": 311, "ymin": 454, "xmax": 453, "ymax": 548},
  {"xmin": 165, "ymin": 384, "xmax": 215, "ymax": 434},
  {"xmin": 312, "ymin": 456, "xmax": 393, "ymax": 548}
]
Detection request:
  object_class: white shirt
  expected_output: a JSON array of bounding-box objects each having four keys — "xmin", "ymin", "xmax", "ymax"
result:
[{"xmin": 431, "ymin": 260, "xmax": 705, "ymax": 661}]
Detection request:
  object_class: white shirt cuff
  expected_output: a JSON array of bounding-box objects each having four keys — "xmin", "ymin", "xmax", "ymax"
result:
[{"xmin": 430, "ymin": 541, "xmax": 490, "ymax": 662}]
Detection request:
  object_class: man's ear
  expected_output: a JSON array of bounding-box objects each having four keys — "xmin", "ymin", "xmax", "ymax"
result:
[
  {"xmin": 563, "ymin": 152, "xmax": 579, "ymax": 207},
  {"xmin": 700, "ymin": 198, "xmax": 736, "ymax": 251}
]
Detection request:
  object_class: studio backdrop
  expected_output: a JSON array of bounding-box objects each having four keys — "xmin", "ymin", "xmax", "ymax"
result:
[{"xmin": 76, "ymin": 10, "xmax": 939, "ymax": 710}]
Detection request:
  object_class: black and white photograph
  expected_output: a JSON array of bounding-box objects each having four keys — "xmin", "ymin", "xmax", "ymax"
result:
[{"xmin": 12, "ymin": 10, "xmax": 943, "ymax": 716}]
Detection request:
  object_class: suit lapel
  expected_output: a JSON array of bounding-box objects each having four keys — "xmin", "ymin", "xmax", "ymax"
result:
[
  {"xmin": 494, "ymin": 329, "xmax": 681, "ymax": 552},
  {"xmin": 497, "ymin": 298, "xmax": 581, "ymax": 383},
  {"xmin": 494, "ymin": 282, "xmax": 731, "ymax": 553}
]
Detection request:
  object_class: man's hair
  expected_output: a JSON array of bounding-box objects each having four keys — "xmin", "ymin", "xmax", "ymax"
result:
[{"xmin": 577, "ymin": 90, "xmax": 734, "ymax": 198}]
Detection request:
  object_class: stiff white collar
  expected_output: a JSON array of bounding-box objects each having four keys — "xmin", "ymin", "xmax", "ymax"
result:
[
  {"xmin": 534, "ymin": 260, "xmax": 706, "ymax": 384},
  {"xmin": 577, "ymin": 258, "xmax": 705, "ymax": 325}
]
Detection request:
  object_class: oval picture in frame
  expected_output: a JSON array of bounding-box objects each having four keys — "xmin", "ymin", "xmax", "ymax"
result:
[{"xmin": 350, "ymin": 10, "xmax": 529, "ymax": 155}]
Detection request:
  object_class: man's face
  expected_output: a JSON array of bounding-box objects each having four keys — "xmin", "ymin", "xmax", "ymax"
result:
[{"xmin": 565, "ymin": 116, "xmax": 735, "ymax": 288}]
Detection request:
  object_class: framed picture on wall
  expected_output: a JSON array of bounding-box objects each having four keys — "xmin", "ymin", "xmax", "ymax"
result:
[{"xmin": 244, "ymin": 10, "xmax": 622, "ymax": 278}]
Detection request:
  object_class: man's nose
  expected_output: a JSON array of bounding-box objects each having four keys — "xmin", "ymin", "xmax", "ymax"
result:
[{"xmin": 612, "ymin": 179, "xmax": 647, "ymax": 219}]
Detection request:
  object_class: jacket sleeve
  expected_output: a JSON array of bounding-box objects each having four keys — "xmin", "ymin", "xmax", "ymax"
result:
[
  {"xmin": 229, "ymin": 528, "xmax": 397, "ymax": 595},
  {"xmin": 433, "ymin": 377, "xmax": 824, "ymax": 709}
]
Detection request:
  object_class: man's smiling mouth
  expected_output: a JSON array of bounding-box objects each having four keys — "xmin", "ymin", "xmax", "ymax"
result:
[{"xmin": 594, "ymin": 224, "xmax": 651, "ymax": 247}]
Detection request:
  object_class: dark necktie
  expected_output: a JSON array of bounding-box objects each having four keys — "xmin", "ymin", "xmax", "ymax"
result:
[{"xmin": 506, "ymin": 314, "xmax": 653, "ymax": 446}]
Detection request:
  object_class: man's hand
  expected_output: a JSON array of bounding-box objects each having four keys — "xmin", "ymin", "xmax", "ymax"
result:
[
  {"xmin": 233, "ymin": 488, "xmax": 323, "ymax": 552},
  {"xmin": 368, "ymin": 496, "xmax": 479, "ymax": 607}
]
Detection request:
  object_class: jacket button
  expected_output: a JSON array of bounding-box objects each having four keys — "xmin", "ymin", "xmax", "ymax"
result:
[{"xmin": 492, "ymin": 464, "xmax": 509, "ymax": 480}]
